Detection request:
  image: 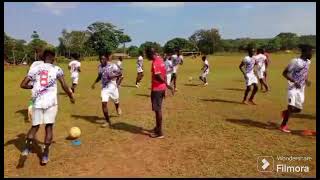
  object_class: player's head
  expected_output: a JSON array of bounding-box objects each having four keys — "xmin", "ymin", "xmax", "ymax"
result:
[
  {"xmin": 119, "ymin": 57, "xmax": 123, "ymax": 61},
  {"xmin": 42, "ymin": 49, "xmax": 56, "ymax": 64},
  {"xmin": 257, "ymin": 48, "xmax": 264, "ymax": 54},
  {"xmin": 202, "ymin": 55, "xmax": 206, "ymax": 61},
  {"xmin": 99, "ymin": 51, "xmax": 112, "ymax": 65},
  {"xmin": 145, "ymin": 47, "xmax": 156, "ymax": 61},
  {"xmin": 299, "ymin": 44, "xmax": 313, "ymax": 60},
  {"xmin": 247, "ymin": 47, "xmax": 255, "ymax": 57},
  {"xmin": 174, "ymin": 49, "xmax": 179, "ymax": 55},
  {"xmin": 71, "ymin": 53, "xmax": 80, "ymax": 60}
]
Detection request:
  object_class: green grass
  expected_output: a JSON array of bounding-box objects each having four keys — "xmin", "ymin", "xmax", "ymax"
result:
[{"xmin": 4, "ymin": 53, "xmax": 316, "ymax": 177}]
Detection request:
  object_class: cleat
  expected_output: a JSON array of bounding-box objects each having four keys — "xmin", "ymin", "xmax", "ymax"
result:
[
  {"xmin": 280, "ymin": 125, "xmax": 291, "ymax": 133},
  {"xmin": 41, "ymin": 155, "xmax": 49, "ymax": 165},
  {"xmin": 21, "ymin": 148, "xmax": 31, "ymax": 156},
  {"xmin": 149, "ymin": 133, "xmax": 164, "ymax": 139}
]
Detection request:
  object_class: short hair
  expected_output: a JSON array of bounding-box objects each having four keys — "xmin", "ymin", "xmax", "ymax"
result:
[
  {"xmin": 119, "ymin": 56, "xmax": 123, "ymax": 61},
  {"xmin": 299, "ymin": 44, "xmax": 313, "ymax": 53},
  {"xmin": 99, "ymin": 49, "xmax": 112, "ymax": 59},
  {"xmin": 257, "ymin": 48, "xmax": 264, "ymax": 54},
  {"xmin": 202, "ymin": 56, "xmax": 206, "ymax": 60},
  {"xmin": 71, "ymin": 53, "xmax": 80, "ymax": 59},
  {"xmin": 145, "ymin": 47, "xmax": 156, "ymax": 59},
  {"xmin": 42, "ymin": 49, "xmax": 55, "ymax": 58}
]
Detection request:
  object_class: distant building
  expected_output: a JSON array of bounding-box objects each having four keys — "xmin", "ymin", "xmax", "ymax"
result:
[{"xmin": 112, "ymin": 53, "xmax": 131, "ymax": 59}]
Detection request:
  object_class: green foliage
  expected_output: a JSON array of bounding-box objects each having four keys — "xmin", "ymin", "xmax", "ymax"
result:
[
  {"xmin": 140, "ymin": 41, "xmax": 163, "ymax": 54},
  {"xmin": 276, "ymin": 32, "xmax": 299, "ymax": 50},
  {"xmin": 127, "ymin": 45, "xmax": 140, "ymax": 57},
  {"xmin": 163, "ymin": 37, "xmax": 193, "ymax": 53},
  {"xmin": 189, "ymin": 28, "xmax": 221, "ymax": 54}
]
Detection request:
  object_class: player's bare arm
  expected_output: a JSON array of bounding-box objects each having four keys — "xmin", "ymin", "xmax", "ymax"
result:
[
  {"xmin": 155, "ymin": 73, "xmax": 174, "ymax": 95},
  {"xmin": 20, "ymin": 76, "xmax": 33, "ymax": 89},
  {"xmin": 239, "ymin": 62, "xmax": 246, "ymax": 79},
  {"xmin": 58, "ymin": 76, "xmax": 75, "ymax": 103},
  {"xmin": 91, "ymin": 74, "xmax": 102, "ymax": 89},
  {"xmin": 282, "ymin": 66, "xmax": 301, "ymax": 88},
  {"xmin": 78, "ymin": 67, "xmax": 81, "ymax": 72}
]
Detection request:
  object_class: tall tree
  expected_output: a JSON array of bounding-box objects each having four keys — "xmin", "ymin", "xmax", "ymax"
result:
[
  {"xmin": 163, "ymin": 37, "xmax": 193, "ymax": 53},
  {"xmin": 86, "ymin": 21, "xmax": 124, "ymax": 55},
  {"xmin": 276, "ymin": 32, "xmax": 299, "ymax": 50},
  {"xmin": 189, "ymin": 28, "xmax": 221, "ymax": 54},
  {"xmin": 118, "ymin": 34, "xmax": 132, "ymax": 54}
]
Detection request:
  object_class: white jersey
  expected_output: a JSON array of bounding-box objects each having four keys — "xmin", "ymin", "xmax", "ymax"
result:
[
  {"xmin": 165, "ymin": 59, "xmax": 173, "ymax": 74},
  {"xmin": 69, "ymin": 60, "xmax": 81, "ymax": 75},
  {"xmin": 99, "ymin": 62, "xmax": 122, "ymax": 88},
  {"xmin": 243, "ymin": 56, "xmax": 256, "ymax": 75},
  {"xmin": 137, "ymin": 56, "xmax": 143, "ymax": 69},
  {"xmin": 116, "ymin": 60, "xmax": 123, "ymax": 70},
  {"xmin": 28, "ymin": 63, "xmax": 64, "ymax": 109},
  {"xmin": 172, "ymin": 54, "xmax": 178, "ymax": 66},
  {"xmin": 287, "ymin": 58, "xmax": 311, "ymax": 90},
  {"xmin": 203, "ymin": 59, "xmax": 209, "ymax": 72},
  {"xmin": 30, "ymin": 60, "xmax": 44, "ymax": 70},
  {"xmin": 254, "ymin": 54, "xmax": 267, "ymax": 71}
]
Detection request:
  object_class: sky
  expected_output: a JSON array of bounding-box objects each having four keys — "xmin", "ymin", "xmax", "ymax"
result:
[{"xmin": 4, "ymin": 2, "xmax": 316, "ymax": 47}]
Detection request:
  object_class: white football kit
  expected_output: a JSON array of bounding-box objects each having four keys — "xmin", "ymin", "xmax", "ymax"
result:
[
  {"xmin": 137, "ymin": 56, "xmax": 144, "ymax": 73},
  {"xmin": 165, "ymin": 59, "xmax": 174, "ymax": 85},
  {"xmin": 99, "ymin": 62, "xmax": 121, "ymax": 103},
  {"xmin": 201, "ymin": 59, "xmax": 210, "ymax": 78},
  {"xmin": 69, "ymin": 60, "xmax": 81, "ymax": 84},
  {"xmin": 28, "ymin": 63, "xmax": 64, "ymax": 126},
  {"xmin": 286, "ymin": 58, "xmax": 311, "ymax": 109},
  {"xmin": 172, "ymin": 54, "xmax": 179, "ymax": 73},
  {"xmin": 254, "ymin": 54, "xmax": 267, "ymax": 79},
  {"xmin": 242, "ymin": 56, "xmax": 258, "ymax": 86}
]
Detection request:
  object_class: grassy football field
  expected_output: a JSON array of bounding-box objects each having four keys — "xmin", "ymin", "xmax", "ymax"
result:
[{"xmin": 4, "ymin": 53, "xmax": 316, "ymax": 177}]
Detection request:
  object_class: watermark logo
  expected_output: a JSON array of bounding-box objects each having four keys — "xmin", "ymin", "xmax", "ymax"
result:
[{"xmin": 257, "ymin": 156, "xmax": 274, "ymax": 172}]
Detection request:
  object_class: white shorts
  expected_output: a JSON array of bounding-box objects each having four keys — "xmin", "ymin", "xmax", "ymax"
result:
[
  {"xmin": 257, "ymin": 69, "xmax": 265, "ymax": 79},
  {"xmin": 245, "ymin": 73, "xmax": 258, "ymax": 86},
  {"xmin": 32, "ymin": 105, "xmax": 58, "ymax": 126},
  {"xmin": 201, "ymin": 70, "xmax": 209, "ymax": 78},
  {"xmin": 137, "ymin": 67, "xmax": 143, "ymax": 73},
  {"xmin": 101, "ymin": 84, "xmax": 119, "ymax": 103},
  {"xmin": 173, "ymin": 66, "xmax": 179, "ymax": 73},
  {"xmin": 288, "ymin": 87, "xmax": 305, "ymax": 109},
  {"xmin": 71, "ymin": 73, "xmax": 79, "ymax": 84},
  {"xmin": 166, "ymin": 73, "xmax": 172, "ymax": 85}
]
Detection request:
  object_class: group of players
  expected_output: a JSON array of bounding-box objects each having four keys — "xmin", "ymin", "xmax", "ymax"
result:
[{"xmin": 18, "ymin": 44, "xmax": 313, "ymax": 165}]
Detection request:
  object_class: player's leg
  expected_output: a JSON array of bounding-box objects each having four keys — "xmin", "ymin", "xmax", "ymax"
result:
[
  {"xmin": 150, "ymin": 91, "xmax": 165, "ymax": 138},
  {"xmin": 242, "ymin": 85, "xmax": 251, "ymax": 104},
  {"xmin": 111, "ymin": 87, "xmax": 121, "ymax": 116},
  {"xmin": 280, "ymin": 105, "xmax": 301, "ymax": 132},
  {"xmin": 261, "ymin": 78, "xmax": 269, "ymax": 92},
  {"xmin": 248, "ymin": 83, "xmax": 258, "ymax": 105},
  {"xmin": 259, "ymin": 79, "xmax": 264, "ymax": 91},
  {"xmin": 22, "ymin": 107, "xmax": 42, "ymax": 156},
  {"xmin": 40, "ymin": 105, "xmax": 57, "ymax": 165},
  {"xmin": 42, "ymin": 123, "xmax": 53, "ymax": 165},
  {"xmin": 101, "ymin": 89, "xmax": 111, "ymax": 127}
]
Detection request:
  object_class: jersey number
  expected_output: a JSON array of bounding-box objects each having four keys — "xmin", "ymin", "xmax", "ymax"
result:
[{"xmin": 40, "ymin": 70, "xmax": 49, "ymax": 86}]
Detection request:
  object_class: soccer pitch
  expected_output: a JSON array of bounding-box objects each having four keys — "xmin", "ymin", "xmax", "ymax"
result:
[{"xmin": 4, "ymin": 53, "xmax": 316, "ymax": 177}]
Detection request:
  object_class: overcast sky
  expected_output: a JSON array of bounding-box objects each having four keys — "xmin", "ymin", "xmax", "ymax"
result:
[{"xmin": 4, "ymin": 2, "xmax": 316, "ymax": 46}]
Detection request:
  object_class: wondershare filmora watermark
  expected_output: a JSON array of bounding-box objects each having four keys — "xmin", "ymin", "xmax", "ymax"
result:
[{"xmin": 257, "ymin": 155, "xmax": 312, "ymax": 173}]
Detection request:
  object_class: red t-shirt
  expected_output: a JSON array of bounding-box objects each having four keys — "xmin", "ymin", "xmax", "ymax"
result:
[{"xmin": 151, "ymin": 56, "xmax": 167, "ymax": 91}]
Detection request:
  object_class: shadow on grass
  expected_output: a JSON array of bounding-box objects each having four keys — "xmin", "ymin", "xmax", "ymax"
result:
[
  {"xmin": 225, "ymin": 118, "xmax": 315, "ymax": 138},
  {"xmin": 200, "ymin": 98, "xmax": 243, "ymax": 105},
  {"xmin": 4, "ymin": 133, "xmax": 42, "ymax": 168},
  {"xmin": 15, "ymin": 109, "xmax": 29, "ymax": 122},
  {"xmin": 71, "ymin": 114, "xmax": 117, "ymax": 124},
  {"xmin": 111, "ymin": 122, "xmax": 150, "ymax": 136},
  {"xmin": 291, "ymin": 113, "xmax": 316, "ymax": 120},
  {"xmin": 58, "ymin": 92, "xmax": 67, "ymax": 95},
  {"xmin": 136, "ymin": 93, "xmax": 150, "ymax": 98},
  {"xmin": 184, "ymin": 83, "xmax": 200, "ymax": 87},
  {"xmin": 223, "ymin": 88, "xmax": 245, "ymax": 92},
  {"xmin": 121, "ymin": 84, "xmax": 137, "ymax": 88}
]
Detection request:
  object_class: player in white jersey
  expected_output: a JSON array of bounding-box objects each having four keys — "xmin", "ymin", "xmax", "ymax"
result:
[
  {"xmin": 254, "ymin": 48, "xmax": 269, "ymax": 92},
  {"xmin": 135, "ymin": 51, "xmax": 144, "ymax": 88},
  {"xmin": 116, "ymin": 57, "xmax": 124, "ymax": 87},
  {"xmin": 27, "ymin": 57, "xmax": 44, "ymax": 122},
  {"xmin": 171, "ymin": 50, "xmax": 183, "ymax": 91},
  {"xmin": 280, "ymin": 44, "xmax": 313, "ymax": 133},
  {"xmin": 20, "ymin": 49, "xmax": 75, "ymax": 165},
  {"xmin": 239, "ymin": 48, "xmax": 258, "ymax": 105},
  {"xmin": 164, "ymin": 54, "xmax": 174, "ymax": 86},
  {"xmin": 68, "ymin": 53, "xmax": 81, "ymax": 93},
  {"xmin": 92, "ymin": 51, "xmax": 122, "ymax": 128},
  {"xmin": 199, "ymin": 56, "xmax": 209, "ymax": 86}
]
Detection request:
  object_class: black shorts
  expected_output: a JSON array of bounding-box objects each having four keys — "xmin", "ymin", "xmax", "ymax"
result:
[{"xmin": 151, "ymin": 90, "xmax": 165, "ymax": 111}]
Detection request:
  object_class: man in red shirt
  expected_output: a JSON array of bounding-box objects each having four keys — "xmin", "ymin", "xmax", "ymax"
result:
[{"xmin": 145, "ymin": 47, "xmax": 174, "ymax": 138}]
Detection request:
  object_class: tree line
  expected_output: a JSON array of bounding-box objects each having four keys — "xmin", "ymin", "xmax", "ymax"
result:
[{"xmin": 4, "ymin": 21, "xmax": 316, "ymax": 64}]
